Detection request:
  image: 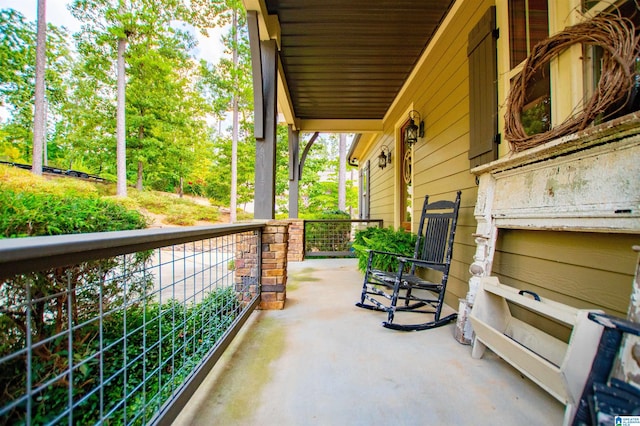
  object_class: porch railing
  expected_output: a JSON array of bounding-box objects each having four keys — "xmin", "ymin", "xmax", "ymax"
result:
[
  {"xmin": 0, "ymin": 224, "xmax": 263, "ymax": 425},
  {"xmin": 303, "ymin": 219, "xmax": 383, "ymax": 257}
]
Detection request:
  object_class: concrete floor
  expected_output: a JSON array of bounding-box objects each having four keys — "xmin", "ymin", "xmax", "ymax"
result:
[{"xmin": 173, "ymin": 258, "xmax": 564, "ymax": 426}]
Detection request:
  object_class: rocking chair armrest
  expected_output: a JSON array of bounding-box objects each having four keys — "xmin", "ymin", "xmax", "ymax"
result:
[
  {"xmin": 397, "ymin": 257, "xmax": 447, "ymax": 272},
  {"xmin": 366, "ymin": 249, "xmax": 408, "ymax": 258}
]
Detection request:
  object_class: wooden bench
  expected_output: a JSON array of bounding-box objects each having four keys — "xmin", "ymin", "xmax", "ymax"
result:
[{"xmin": 470, "ymin": 276, "xmax": 604, "ymax": 424}]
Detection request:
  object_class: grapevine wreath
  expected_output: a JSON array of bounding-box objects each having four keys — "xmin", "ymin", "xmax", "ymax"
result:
[{"xmin": 504, "ymin": 12, "xmax": 640, "ymax": 152}]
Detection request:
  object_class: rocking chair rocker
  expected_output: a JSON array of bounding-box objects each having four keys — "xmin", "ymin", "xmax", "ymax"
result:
[{"xmin": 356, "ymin": 191, "xmax": 461, "ymax": 331}]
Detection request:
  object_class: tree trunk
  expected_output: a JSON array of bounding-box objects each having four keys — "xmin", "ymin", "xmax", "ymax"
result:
[
  {"xmin": 116, "ymin": 35, "xmax": 127, "ymax": 197},
  {"xmin": 32, "ymin": 0, "xmax": 46, "ymax": 176},
  {"xmin": 338, "ymin": 133, "xmax": 347, "ymax": 212},
  {"xmin": 136, "ymin": 161, "xmax": 143, "ymax": 191},
  {"xmin": 230, "ymin": 8, "xmax": 239, "ymax": 223},
  {"xmin": 136, "ymin": 125, "xmax": 143, "ymax": 191},
  {"xmin": 43, "ymin": 100, "xmax": 48, "ymax": 166}
]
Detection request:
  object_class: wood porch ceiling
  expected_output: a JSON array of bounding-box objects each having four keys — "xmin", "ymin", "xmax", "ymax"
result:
[{"xmin": 263, "ymin": 0, "xmax": 456, "ymax": 121}]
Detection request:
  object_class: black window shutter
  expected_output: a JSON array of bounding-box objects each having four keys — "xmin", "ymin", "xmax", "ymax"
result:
[{"xmin": 468, "ymin": 6, "xmax": 498, "ymax": 168}]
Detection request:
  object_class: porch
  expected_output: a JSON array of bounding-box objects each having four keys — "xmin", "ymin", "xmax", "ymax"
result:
[{"xmin": 174, "ymin": 258, "xmax": 563, "ymax": 426}]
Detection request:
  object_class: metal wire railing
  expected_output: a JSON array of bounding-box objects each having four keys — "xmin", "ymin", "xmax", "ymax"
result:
[
  {"xmin": 304, "ymin": 220, "xmax": 383, "ymax": 257},
  {"xmin": 0, "ymin": 224, "xmax": 263, "ymax": 425}
]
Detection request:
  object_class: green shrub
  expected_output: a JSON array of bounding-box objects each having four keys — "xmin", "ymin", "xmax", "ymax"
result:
[
  {"xmin": 0, "ymin": 164, "xmax": 99, "ymax": 197},
  {"xmin": 0, "ymin": 286, "xmax": 240, "ymax": 425},
  {"xmin": 0, "ymin": 165, "xmax": 147, "ymax": 237},
  {"xmin": 0, "ymin": 189, "xmax": 148, "ymax": 238},
  {"xmin": 128, "ymin": 189, "xmax": 174, "ymax": 214},
  {"xmin": 352, "ymin": 227, "xmax": 417, "ymax": 273},
  {"xmin": 165, "ymin": 203, "xmax": 197, "ymax": 226},
  {"xmin": 0, "ymin": 167, "xmax": 236, "ymax": 424}
]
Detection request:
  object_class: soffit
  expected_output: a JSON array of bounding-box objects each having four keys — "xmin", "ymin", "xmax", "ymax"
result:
[{"xmin": 262, "ymin": 0, "xmax": 456, "ymax": 127}]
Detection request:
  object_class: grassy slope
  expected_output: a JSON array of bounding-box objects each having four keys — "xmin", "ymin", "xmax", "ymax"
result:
[{"xmin": 0, "ymin": 165, "xmax": 224, "ymax": 227}]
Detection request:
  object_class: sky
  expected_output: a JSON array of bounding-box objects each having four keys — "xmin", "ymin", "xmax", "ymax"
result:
[{"xmin": 0, "ymin": 0, "xmax": 226, "ymax": 64}]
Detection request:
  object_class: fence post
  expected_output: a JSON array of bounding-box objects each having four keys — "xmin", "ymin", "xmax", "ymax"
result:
[
  {"xmin": 285, "ymin": 219, "xmax": 304, "ymax": 262},
  {"xmin": 260, "ymin": 221, "xmax": 288, "ymax": 309}
]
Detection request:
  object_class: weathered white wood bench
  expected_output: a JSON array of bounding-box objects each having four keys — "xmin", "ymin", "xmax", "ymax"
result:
[{"xmin": 470, "ymin": 276, "xmax": 604, "ymax": 424}]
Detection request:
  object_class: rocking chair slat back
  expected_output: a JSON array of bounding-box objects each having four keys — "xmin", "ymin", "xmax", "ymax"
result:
[
  {"xmin": 420, "ymin": 216, "xmax": 449, "ymax": 262},
  {"xmin": 413, "ymin": 194, "xmax": 460, "ymax": 266}
]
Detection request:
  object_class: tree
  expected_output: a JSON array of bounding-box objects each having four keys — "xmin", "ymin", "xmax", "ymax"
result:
[
  {"xmin": 32, "ymin": 0, "xmax": 46, "ymax": 175},
  {"xmin": 204, "ymin": 128, "xmax": 255, "ymax": 207},
  {"xmin": 0, "ymin": 9, "xmax": 71, "ymax": 163},
  {"xmin": 198, "ymin": 0, "xmax": 253, "ymax": 220},
  {"xmin": 69, "ymin": 0, "xmax": 210, "ymax": 193},
  {"xmin": 230, "ymin": 8, "xmax": 239, "ymax": 222},
  {"xmin": 70, "ymin": 0, "xmax": 140, "ymax": 196},
  {"xmin": 286, "ymin": 133, "xmax": 358, "ymax": 216},
  {"xmin": 115, "ymin": 15, "xmax": 126, "ymax": 196},
  {"xmin": 125, "ymin": 27, "xmax": 207, "ymax": 192},
  {"xmin": 58, "ymin": 52, "xmax": 116, "ymax": 174}
]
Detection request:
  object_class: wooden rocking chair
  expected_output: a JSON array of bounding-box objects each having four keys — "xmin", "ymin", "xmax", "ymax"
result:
[{"xmin": 356, "ymin": 191, "xmax": 461, "ymax": 331}]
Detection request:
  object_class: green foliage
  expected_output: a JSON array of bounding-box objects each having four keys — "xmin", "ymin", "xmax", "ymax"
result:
[
  {"xmin": 521, "ymin": 95, "xmax": 551, "ymax": 136},
  {"xmin": 1, "ymin": 165, "xmax": 220, "ymax": 228},
  {"xmin": 0, "ymin": 162, "xmax": 156, "ymax": 423},
  {"xmin": 61, "ymin": 0, "xmax": 214, "ymax": 192},
  {"xmin": 197, "ymin": 4, "xmax": 255, "ymax": 210},
  {"xmin": 0, "ymin": 166, "xmax": 147, "ymax": 238},
  {"xmin": 124, "ymin": 189, "xmax": 220, "ymax": 225},
  {"xmin": 0, "ymin": 190, "xmax": 147, "ymax": 238},
  {"xmin": 0, "ymin": 285, "xmax": 240, "ymax": 425},
  {"xmin": 352, "ymin": 227, "xmax": 417, "ymax": 273},
  {"xmin": 125, "ymin": 32, "xmax": 210, "ymax": 192},
  {"xmin": 0, "ymin": 163, "xmax": 100, "ymax": 196},
  {"xmin": 0, "ymin": 9, "xmax": 72, "ymax": 161},
  {"xmin": 0, "ymin": 2, "xmax": 359, "ymax": 219},
  {"xmin": 203, "ymin": 134, "xmax": 255, "ymax": 206},
  {"xmin": 275, "ymin": 129, "xmax": 359, "ymax": 217},
  {"xmin": 304, "ymin": 181, "xmax": 357, "ymax": 215}
]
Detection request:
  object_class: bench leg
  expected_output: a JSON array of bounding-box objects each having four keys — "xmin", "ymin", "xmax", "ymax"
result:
[{"xmin": 471, "ymin": 338, "xmax": 487, "ymax": 359}]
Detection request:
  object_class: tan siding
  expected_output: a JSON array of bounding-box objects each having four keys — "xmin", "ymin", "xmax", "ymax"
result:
[
  {"xmin": 497, "ymin": 230, "xmax": 636, "ymax": 274},
  {"xmin": 367, "ymin": 136, "xmax": 395, "ymax": 226},
  {"xmin": 407, "ymin": 1, "xmax": 493, "ymax": 305},
  {"xmin": 492, "ymin": 230, "xmax": 638, "ymax": 335},
  {"xmin": 419, "ymin": 58, "xmax": 468, "ymax": 117},
  {"xmin": 493, "ymin": 230, "xmax": 638, "ymax": 314},
  {"xmin": 421, "ymin": 152, "xmax": 469, "ymax": 183}
]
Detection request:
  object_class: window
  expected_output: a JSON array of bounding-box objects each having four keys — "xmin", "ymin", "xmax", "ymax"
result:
[
  {"xmin": 508, "ymin": 0, "xmax": 551, "ymax": 136},
  {"xmin": 583, "ymin": 0, "xmax": 640, "ymax": 122},
  {"xmin": 509, "ymin": 0, "xmax": 549, "ymax": 68}
]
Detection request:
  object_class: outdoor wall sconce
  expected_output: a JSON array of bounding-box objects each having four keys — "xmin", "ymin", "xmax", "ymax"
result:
[
  {"xmin": 405, "ymin": 110, "xmax": 425, "ymax": 145},
  {"xmin": 378, "ymin": 145, "xmax": 391, "ymax": 169}
]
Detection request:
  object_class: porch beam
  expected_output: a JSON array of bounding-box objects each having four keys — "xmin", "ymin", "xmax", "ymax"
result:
[
  {"xmin": 247, "ymin": 11, "xmax": 264, "ymax": 139},
  {"xmin": 298, "ymin": 131, "xmax": 319, "ymax": 179},
  {"xmin": 254, "ymin": 38, "xmax": 278, "ymax": 219},
  {"xmin": 288, "ymin": 125, "xmax": 299, "ymax": 218},
  {"xmin": 294, "ymin": 119, "xmax": 383, "ymax": 133},
  {"xmin": 288, "ymin": 130, "xmax": 319, "ymax": 218}
]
